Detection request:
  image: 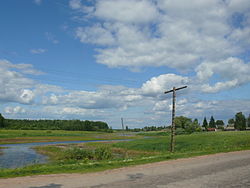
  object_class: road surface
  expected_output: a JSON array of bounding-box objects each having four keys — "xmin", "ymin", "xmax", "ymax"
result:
[{"xmin": 1, "ymin": 150, "xmax": 250, "ymax": 188}]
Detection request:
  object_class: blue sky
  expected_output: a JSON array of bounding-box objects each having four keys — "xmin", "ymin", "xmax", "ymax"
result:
[{"xmin": 0, "ymin": 0, "xmax": 250, "ymax": 128}]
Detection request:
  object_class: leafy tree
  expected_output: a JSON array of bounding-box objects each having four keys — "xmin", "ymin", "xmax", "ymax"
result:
[
  {"xmin": 215, "ymin": 120, "xmax": 224, "ymax": 126},
  {"xmin": 0, "ymin": 113, "xmax": 5, "ymax": 128},
  {"xmin": 216, "ymin": 120, "xmax": 224, "ymax": 129},
  {"xmin": 209, "ymin": 116, "xmax": 216, "ymax": 128},
  {"xmin": 184, "ymin": 119, "xmax": 201, "ymax": 133},
  {"xmin": 202, "ymin": 117, "xmax": 208, "ymax": 130},
  {"xmin": 125, "ymin": 126, "xmax": 129, "ymax": 131},
  {"xmin": 228, "ymin": 118, "xmax": 235, "ymax": 127},
  {"xmin": 3, "ymin": 118, "xmax": 110, "ymax": 131},
  {"xmin": 247, "ymin": 114, "xmax": 250, "ymax": 128},
  {"xmin": 234, "ymin": 112, "xmax": 246, "ymax": 130},
  {"xmin": 174, "ymin": 116, "xmax": 192, "ymax": 129},
  {"xmin": 193, "ymin": 118, "xmax": 199, "ymax": 125}
]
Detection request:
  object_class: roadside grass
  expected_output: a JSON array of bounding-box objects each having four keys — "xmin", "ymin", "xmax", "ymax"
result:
[
  {"xmin": 113, "ymin": 131, "xmax": 250, "ymax": 153},
  {"xmin": 0, "ymin": 130, "xmax": 140, "ymax": 144},
  {"xmin": 1, "ymin": 131, "xmax": 250, "ymax": 178},
  {"xmin": 34, "ymin": 143, "xmax": 156, "ymax": 162}
]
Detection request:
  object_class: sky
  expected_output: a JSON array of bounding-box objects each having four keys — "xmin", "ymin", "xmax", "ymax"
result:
[{"xmin": 0, "ymin": 0, "xmax": 250, "ymax": 129}]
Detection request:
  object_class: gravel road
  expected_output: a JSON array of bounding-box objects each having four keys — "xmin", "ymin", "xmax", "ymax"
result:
[{"xmin": 1, "ymin": 150, "xmax": 250, "ymax": 188}]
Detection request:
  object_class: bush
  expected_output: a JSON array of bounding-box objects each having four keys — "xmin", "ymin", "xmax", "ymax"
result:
[
  {"xmin": 63, "ymin": 146, "xmax": 113, "ymax": 161},
  {"xmin": 175, "ymin": 128, "xmax": 186, "ymax": 135},
  {"xmin": 94, "ymin": 146, "xmax": 113, "ymax": 160},
  {"xmin": 63, "ymin": 147, "xmax": 93, "ymax": 160}
]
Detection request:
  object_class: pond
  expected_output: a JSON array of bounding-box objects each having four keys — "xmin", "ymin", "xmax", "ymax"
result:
[{"xmin": 0, "ymin": 139, "xmax": 130, "ymax": 169}]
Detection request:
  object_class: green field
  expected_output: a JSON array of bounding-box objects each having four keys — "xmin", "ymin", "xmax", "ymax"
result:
[
  {"xmin": 0, "ymin": 129, "xmax": 140, "ymax": 144},
  {"xmin": 1, "ymin": 130, "xmax": 250, "ymax": 178}
]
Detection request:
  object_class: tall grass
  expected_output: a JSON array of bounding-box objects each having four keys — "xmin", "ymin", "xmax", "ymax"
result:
[
  {"xmin": 1, "ymin": 131, "xmax": 250, "ymax": 178},
  {"xmin": 0, "ymin": 129, "xmax": 141, "ymax": 144},
  {"xmin": 113, "ymin": 131, "xmax": 250, "ymax": 154}
]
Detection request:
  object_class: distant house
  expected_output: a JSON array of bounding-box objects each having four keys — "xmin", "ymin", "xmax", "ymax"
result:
[
  {"xmin": 207, "ymin": 128, "xmax": 217, "ymax": 131},
  {"xmin": 224, "ymin": 126, "xmax": 235, "ymax": 131}
]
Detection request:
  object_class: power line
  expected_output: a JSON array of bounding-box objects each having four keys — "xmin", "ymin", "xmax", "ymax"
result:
[{"xmin": 35, "ymin": 66, "xmax": 140, "ymax": 85}]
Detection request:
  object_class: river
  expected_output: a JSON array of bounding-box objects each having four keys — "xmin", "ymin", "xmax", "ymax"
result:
[{"xmin": 0, "ymin": 139, "xmax": 130, "ymax": 169}]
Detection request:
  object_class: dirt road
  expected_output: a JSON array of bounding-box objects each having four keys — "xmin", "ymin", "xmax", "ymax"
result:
[{"xmin": 1, "ymin": 150, "xmax": 250, "ymax": 188}]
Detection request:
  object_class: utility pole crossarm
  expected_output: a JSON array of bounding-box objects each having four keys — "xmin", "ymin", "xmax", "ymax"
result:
[{"xmin": 164, "ymin": 86, "xmax": 187, "ymax": 94}]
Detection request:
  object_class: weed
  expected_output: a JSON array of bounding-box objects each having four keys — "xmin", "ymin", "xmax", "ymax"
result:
[
  {"xmin": 63, "ymin": 147, "xmax": 94, "ymax": 160},
  {"xmin": 94, "ymin": 146, "xmax": 113, "ymax": 160}
]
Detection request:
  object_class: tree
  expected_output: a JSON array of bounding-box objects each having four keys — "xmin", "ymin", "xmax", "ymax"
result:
[
  {"xmin": 174, "ymin": 116, "xmax": 192, "ymax": 129},
  {"xmin": 215, "ymin": 120, "xmax": 224, "ymax": 126},
  {"xmin": 209, "ymin": 116, "xmax": 216, "ymax": 128},
  {"xmin": 0, "ymin": 113, "xmax": 4, "ymax": 128},
  {"xmin": 202, "ymin": 117, "xmax": 208, "ymax": 130},
  {"xmin": 216, "ymin": 120, "xmax": 224, "ymax": 129},
  {"xmin": 179, "ymin": 118, "xmax": 200, "ymax": 133},
  {"xmin": 193, "ymin": 118, "xmax": 199, "ymax": 125},
  {"xmin": 228, "ymin": 118, "xmax": 235, "ymax": 127},
  {"xmin": 234, "ymin": 112, "xmax": 246, "ymax": 130},
  {"xmin": 247, "ymin": 114, "xmax": 250, "ymax": 128}
]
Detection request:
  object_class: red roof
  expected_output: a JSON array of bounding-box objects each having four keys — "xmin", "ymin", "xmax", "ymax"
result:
[{"xmin": 207, "ymin": 128, "xmax": 216, "ymax": 131}]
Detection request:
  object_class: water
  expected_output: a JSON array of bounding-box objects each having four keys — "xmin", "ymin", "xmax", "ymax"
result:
[{"xmin": 0, "ymin": 139, "xmax": 130, "ymax": 169}]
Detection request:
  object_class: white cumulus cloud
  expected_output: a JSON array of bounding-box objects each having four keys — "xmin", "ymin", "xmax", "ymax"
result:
[
  {"xmin": 4, "ymin": 106, "xmax": 26, "ymax": 114},
  {"xmin": 30, "ymin": 48, "xmax": 47, "ymax": 54}
]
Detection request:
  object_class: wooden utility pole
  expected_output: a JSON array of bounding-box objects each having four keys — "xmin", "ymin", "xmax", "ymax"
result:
[
  {"xmin": 121, "ymin": 118, "xmax": 124, "ymax": 130},
  {"xmin": 164, "ymin": 86, "xmax": 187, "ymax": 152}
]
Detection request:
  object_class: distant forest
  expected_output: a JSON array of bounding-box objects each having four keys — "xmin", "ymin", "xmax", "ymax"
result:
[{"xmin": 0, "ymin": 114, "xmax": 110, "ymax": 131}]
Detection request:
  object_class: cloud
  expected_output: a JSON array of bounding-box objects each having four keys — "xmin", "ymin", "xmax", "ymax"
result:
[
  {"xmin": 0, "ymin": 59, "xmax": 55, "ymax": 105},
  {"xmin": 150, "ymin": 97, "xmax": 250, "ymax": 124},
  {"xmin": 45, "ymin": 32, "xmax": 59, "ymax": 44},
  {"xmin": 76, "ymin": 24, "xmax": 115, "ymax": 46},
  {"xmin": 141, "ymin": 74, "xmax": 189, "ymax": 97},
  {"xmin": 1, "ymin": 58, "xmax": 249, "ymax": 128},
  {"xmin": 30, "ymin": 48, "xmax": 47, "ymax": 54},
  {"xmin": 0, "ymin": 60, "xmax": 36, "ymax": 104},
  {"xmin": 69, "ymin": 0, "xmax": 94, "ymax": 14},
  {"xmin": 42, "ymin": 86, "xmax": 141, "ymax": 110},
  {"xmin": 4, "ymin": 106, "xmax": 26, "ymax": 114},
  {"xmin": 34, "ymin": 0, "xmax": 42, "ymax": 5},
  {"xmin": 0, "ymin": 59, "xmax": 43, "ymax": 75},
  {"xmin": 69, "ymin": 0, "xmax": 82, "ymax": 9},
  {"xmin": 71, "ymin": 0, "xmax": 250, "ymax": 78},
  {"xmin": 196, "ymin": 57, "xmax": 250, "ymax": 93},
  {"xmin": 94, "ymin": 0, "xmax": 159, "ymax": 24}
]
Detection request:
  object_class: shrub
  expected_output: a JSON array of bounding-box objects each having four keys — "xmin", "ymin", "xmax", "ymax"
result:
[
  {"xmin": 175, "ymin": 128, "xmax": 186, "ymax": 135},
  {"xmin": 94, "ymin": 146, "xmax": 113, "ymax": 160},
  {"xmin": 63, "ymin": 147, "xmax": 93, "ymax": 160},
  {"xmin": 63, "ymin": 146, "xmax": 113, "ymax": 161}
]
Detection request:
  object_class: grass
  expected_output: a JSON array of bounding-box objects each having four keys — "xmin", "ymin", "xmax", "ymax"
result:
[
  {"xmin": 0, "ymin": 129, "xmax": 140, "ymax": 144},
  {"xmin": 34, "ymin": 142, "xmax": 155, "ymax": 162},
  {"xmin": 113, "ymin": 131, "xmax": 250, "ymax": 154},
  {"xmin": 1, "ymin": 131, "xmax": 250, "ymax": 178}
]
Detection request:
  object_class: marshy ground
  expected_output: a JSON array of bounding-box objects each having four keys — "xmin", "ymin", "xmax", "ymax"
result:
[{"xmin": 1, "ymin": 130, "xmax": 250, "ymax": 178}]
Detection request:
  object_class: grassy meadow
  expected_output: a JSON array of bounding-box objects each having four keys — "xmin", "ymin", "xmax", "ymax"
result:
[
  {"xmin": 0, "ymin": 129, "xmax": 140, "ymax": 144},
  {"xmin": 1, "ymin": 130, "xmax": 250, "ymax": 178}
]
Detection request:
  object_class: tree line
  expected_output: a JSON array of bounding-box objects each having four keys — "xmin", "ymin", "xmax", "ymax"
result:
[
  {"xmin": 202, "ymin": 112, "xmax": 250, "ymax": 131},
  {"xmin": 227, "ymin": 112, "xmax": 250, "ymax": 130},
  {"xmin": 125, "ymin": 112, "xmax": 250, "ymax": 133},
  {"xmin": 0, "ymin": 113, "xmax": 111, "ymax": 132},
  {"xmin": 202, "ymin": 116, "xmax": 224, "ymax": 130}
]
